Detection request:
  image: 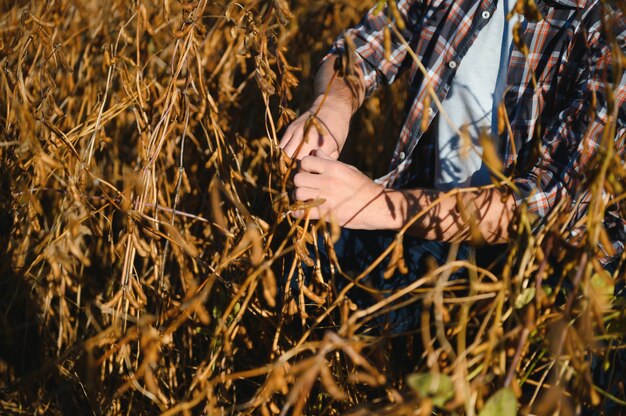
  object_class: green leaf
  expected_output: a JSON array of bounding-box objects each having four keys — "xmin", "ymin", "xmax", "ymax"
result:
[
  {"xmin": 541, "ymin": 285, "xmax": 553, "ymax": 297},
  {"xmin": 591, "ymin": 272, "xmax": 614, "ymax": 299},
  {"xmin": 514, "ymin": 287, "xmax": 535, "ymax": 309},
  {"xmin": 406, "ymin": 372, "xmax": 454, "ymax": 407},
  {"xmin": 479, "ymin": 387, "xmax": 517, "ymax": 416}
]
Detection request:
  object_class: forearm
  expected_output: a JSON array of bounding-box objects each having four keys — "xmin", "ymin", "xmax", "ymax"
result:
[
  {"xmin": 312, "ymin": 55, "xmax": 366, "ymax": 117},
  {"xmin": 361, "ymin": 187, "xmax": 516, "ymax": 244},
  {"xmin": 280, "ymin": 56, "xmax": 365, "ymax": 159},
  {"xmin": 293, "ymin": 152, "xmax": 516, "ymax": 244}
]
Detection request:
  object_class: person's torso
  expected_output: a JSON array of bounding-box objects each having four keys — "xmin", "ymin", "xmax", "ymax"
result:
[
  {"xmin": 378, "ymin": 0, "xmax": 596, "ymax": 188},
  {"xmin": 433, "ymin": 0, "xmax": 519, "ymax": 190}
]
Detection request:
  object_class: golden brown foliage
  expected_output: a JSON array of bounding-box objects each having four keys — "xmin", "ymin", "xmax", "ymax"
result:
[{"xmin": 0, "ymin": 0, "xmax": 624, "ymax": 415}]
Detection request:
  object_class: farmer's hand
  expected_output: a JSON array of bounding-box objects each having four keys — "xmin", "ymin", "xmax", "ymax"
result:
[
  {"xmin": 280, "ymin": 98, "xmax": 350, "ymax": 160},
  {"xmin": 291, "ymin": 150, "xmax": 386, "ymax": 229}
]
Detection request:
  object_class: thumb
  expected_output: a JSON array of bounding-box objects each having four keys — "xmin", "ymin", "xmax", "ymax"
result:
[{"xmin": 314, "ymin": 149, "xmax": 333, "ymax": 160}]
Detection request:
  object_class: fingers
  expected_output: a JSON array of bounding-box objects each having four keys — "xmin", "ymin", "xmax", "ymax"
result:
[
  {"xmin": 293, "ymin": 171, "xmax": 318, "ymax": 188},
  {"xmin": 293, "ymin": 172, "xmax": 322, "ymax": 202},
  {"xmin": 300, "ymin": 153, "xmax": 336, "ymax": 173},
  {"xmin": 280, "ymin": 113, "xmax": 315, "ymax": 159},
  {"xmin": 292, "ymin": 208, "xmax": 320, "ymax": 220},
  {"xmin": 282, "ymin": 126, "xmax": 317, "ymax": 160},
  {"xmin": 291, "ymin": 186, "xmax": 324, "ymax": 220},
  {"xmin": 280, "ymin": 125, "xmax": 301, "ymax": 158},
  {"xmin": 279, "ymin": 123, "xmax": 294, "ymax": 149},
  {"xmin": 292, "ymin": 186, "xmax": 319, "ymax": 202},
  {"xmin": 280, "ymin": 112, "xmax": 343, "ymax": 160}
]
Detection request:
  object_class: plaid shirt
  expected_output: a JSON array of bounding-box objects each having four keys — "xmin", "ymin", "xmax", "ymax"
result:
[{"xmin": 326, "ymin": 0, "xmax": 626, "ymax": 263}]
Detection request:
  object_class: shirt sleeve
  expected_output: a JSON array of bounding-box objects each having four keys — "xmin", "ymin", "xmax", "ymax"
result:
[
  {"xmin": 322, "ymin": 0, "xmax": 424, "ymax": 98},
  {"xmin": 512, "ymin": 21, "xmax": 626, "ymax": 223}
]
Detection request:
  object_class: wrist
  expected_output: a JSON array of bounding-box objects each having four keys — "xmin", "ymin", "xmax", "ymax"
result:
[
  {"xmin": 353, "ymin": 188, "xmax": 408, "ymax": 231},
  {"xmin": 310, "ymin": 95, "xmax": 353, "ymax": 120},
  {"xmin": 303, "ymin": 98, "xmax": 351, "ymax": 155},
  {"xmin": 381, "ymin": 189, "xmax": 408, "ymax": 231}
]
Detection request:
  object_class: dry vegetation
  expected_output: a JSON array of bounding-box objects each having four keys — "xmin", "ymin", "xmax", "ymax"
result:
[{"xmin": 0, "ymin": 0, "xmax": 624, "ymax": 415}]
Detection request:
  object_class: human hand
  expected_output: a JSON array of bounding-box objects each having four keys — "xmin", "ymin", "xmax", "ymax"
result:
[
  {"xmin": 291, "ymin": 149, "xmax": 386, "ymax": 229},
  {"xmin": 279, "ymin": 99, "xmax": 350, "ymax": 160}
]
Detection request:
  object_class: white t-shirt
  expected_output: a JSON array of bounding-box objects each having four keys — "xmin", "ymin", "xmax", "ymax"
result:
[{"xmin": 434, "ymin": 0, "xmax": 520, "ymax": 190}]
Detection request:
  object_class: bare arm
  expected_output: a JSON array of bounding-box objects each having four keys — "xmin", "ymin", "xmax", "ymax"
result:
[
  {"xmin": 385, "ymin": 186, "xmax": 515, "ymax": 244},
  {"xmin": 293, "ymin": 151, "xmax": 515, "ymax": 244},
  {"xmin": 280, "ymin": 56, "xmax": 365, "ymax": 160},
  {"xmin": 312, "ymin": 55, "xmax": 366, "ymax": 115}
]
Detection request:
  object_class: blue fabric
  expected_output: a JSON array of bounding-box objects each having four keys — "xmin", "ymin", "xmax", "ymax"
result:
[
  {"xmin": 307, "ymin": 228, "xmax": 471, "ymax": 333},
  {"xmin": 290, "ymin": 229, "xmax": 625, "ymax": 408}
]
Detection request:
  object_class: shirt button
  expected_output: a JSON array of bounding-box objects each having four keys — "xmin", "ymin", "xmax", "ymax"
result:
[
  {"xmin": 482, "ymin": 11, "xmax": 491, "ymax": 19},
  {"xmin": 399, "ymin": 152, "xmax": 406, "ymax": 160},
  {"xmin": 448, "ymin": 60, "xmax": 457, "ymax": 69}
]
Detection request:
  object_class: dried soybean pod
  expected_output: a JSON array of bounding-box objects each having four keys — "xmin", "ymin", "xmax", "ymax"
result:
[
  {"xmin": 329, "ymin": 217, "xmax": 341, "ymax": 243},
  {"xmin": 296, "ymin": 239, "xmax": 315, "ymax": 267},
  {"xmin": 132, "ymin": 230, "xmax": 151, "ymax": 258},
  {"xmin": 319, "ymin": 364, "xmax": 349, "ymax": 400},
  {"xmin": 103, "ymin": 46, "xmax": 112, "ymax": 67},
  {"xmin": 395, "ymin": 234, "xmax": 408, "ymax": 275},
  {"xmin": 512, "ymin": 21, "xmax": 529, "ymax": 56},
  {"xmin": 163, "ymin": 223, "xmax": 200, "ymax": 258},
  {"xmin": 174, "ymin": 23, "xmax": 194, "ymax": 39},
  {"xmin": 397, "ymin": 248, "xmax": 408, "ymax": 275},
  {"xmin": 180, "ymin": 1, "xmax": 197, "ymax": 11},
  {"xmin": 273, "ymin": 0, "xmax": 294, "ymax": 25},
  {"xmin": 422, "ymin": 93, "xmax": 431, "ymax": 132},
  {"xmin": 384, "ymin": 235, "xmax": 407, "ymax": 279},
  {"xmin": 210, "ymin": 178, "xmax": 228, "ymax": 231},
  {"xmin": 384, "ymin": 249, "xmax": 399, "ymax": 279},
  {"xmin": 521, "ymin": 0, "xmax": 543, "ymax": 21},
  {"xmin": 342, "ymin": 34, "xmax": 357, "ymax": 77},
  {"xmin": 130, "ymin": 276, "xmax": 148, "ymax": 306},
  {"xmin": 246, "ymin": 223, "xmax": 264, "ymax": 266},
  {"xmin": 374, "ymin": 0, "xmax": 386, "ymax": 15},
  {"xmin": 480, "ymin": 133, "xmax": 503, "ymax": 173},
  {"xmin": 599, "ymin": 227, "xmax": 616, "ymax": 257},
  {"xmin": 255, "ymin": 71, "xmax": 276, "ymax": 95},
  {"xmin": 327, "ymin": 241, "xmax": 341, "ymax": 270},
  {"xmin": 389, "ymin": 0, "xmax": 406, "ymax": 31},
  {"xmin": 262, "ymin": 269, "xmax": 277, "ymax": 307},
  {"xmin": 459, "ymin": 124, "xmax": 471, "ymax": 161},
  {"xmin": 302, "ymin": 284, "xmax": 325, "ymax": 305},
  {"xmin": 498, "ymin": 101, "xmax": 507, "ymax": 134},
  {"xmin": 309, "ymin": 114, "xmax": 327, "ymax": 137},
  {"xmin": 55, "ymin": 43, "xmax": 73, "ymax": 73},
  {"xmin": 384, "ymin": 26, "xmax": 392, "ymax": 61}
]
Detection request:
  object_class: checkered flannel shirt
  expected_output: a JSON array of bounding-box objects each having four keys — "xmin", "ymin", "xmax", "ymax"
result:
[{"xmin": 325, "ymin": 0, "xmax": 626, "ymax": 263}]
